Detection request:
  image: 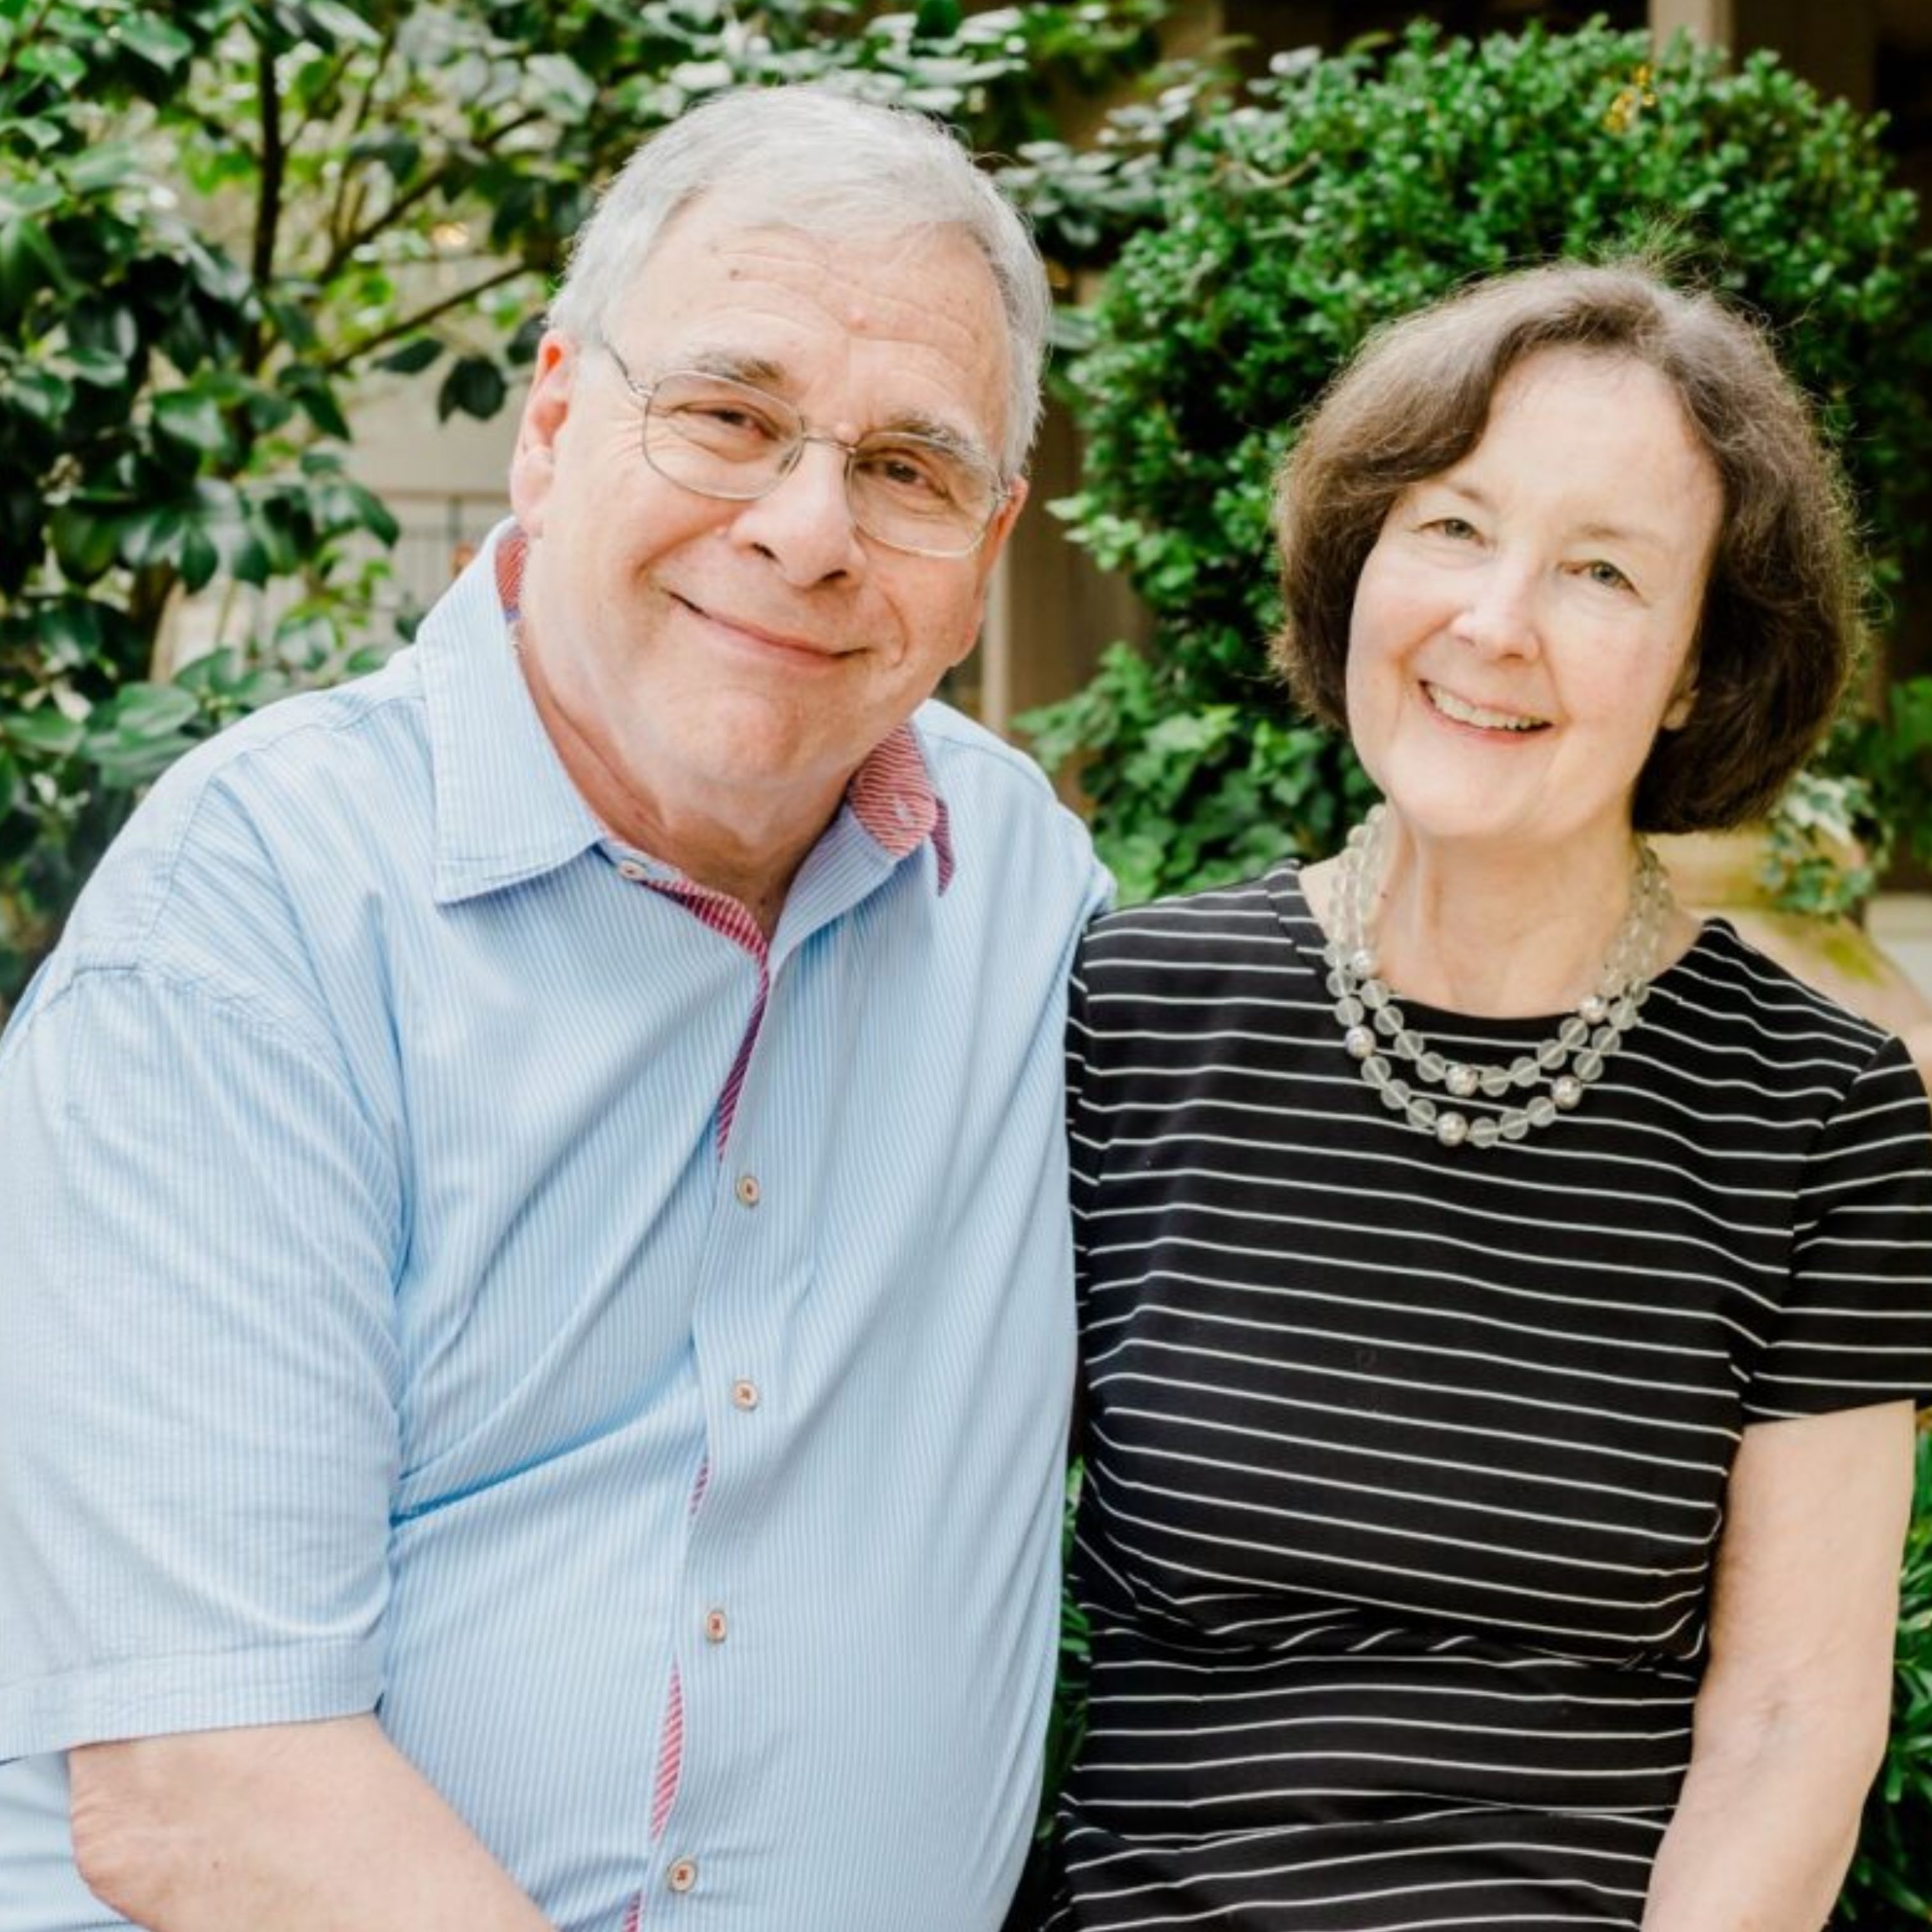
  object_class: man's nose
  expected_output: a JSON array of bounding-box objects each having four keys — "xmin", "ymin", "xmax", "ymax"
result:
[{"xmin": 730, "ymin": 440, "xmax": 864, "ymax": 585}]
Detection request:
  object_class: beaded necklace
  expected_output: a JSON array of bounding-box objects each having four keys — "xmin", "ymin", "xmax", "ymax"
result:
[{"xmin": 1321, "ymin": 805, "xmax": 1673, "ymax": 1149}]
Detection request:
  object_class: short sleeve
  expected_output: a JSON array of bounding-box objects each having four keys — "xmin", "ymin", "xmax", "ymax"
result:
[
  {"xmin": 0, "ymin": 965, "xmax": 403, "ymax": 1759},
  {"xmin": 1744, "ymin": 1035, "xmax": 1932, "ymax": 1422}
]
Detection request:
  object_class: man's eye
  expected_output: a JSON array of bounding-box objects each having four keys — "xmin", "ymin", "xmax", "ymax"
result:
[
  {"xmin": 859, "ymin": 445, "xmax": 960, "ymax": 503},
  {"xmin": 678, "ymin": 400, "xmax": 779, "ymax": 438}
]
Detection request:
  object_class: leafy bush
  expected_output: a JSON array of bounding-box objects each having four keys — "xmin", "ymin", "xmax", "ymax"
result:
[{"xmin": 1023, "ymin": 21, "xmax": 1932, "ymax": 908}]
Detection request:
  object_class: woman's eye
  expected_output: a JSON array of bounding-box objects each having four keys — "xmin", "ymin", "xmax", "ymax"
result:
[
  {"xmin": 1582, "ymin": 558, "xmax": 1635, "ymax": 592},
  {"xmin": 1421, "ymin": 516, "xmax": 1478, "ymax": 540}
]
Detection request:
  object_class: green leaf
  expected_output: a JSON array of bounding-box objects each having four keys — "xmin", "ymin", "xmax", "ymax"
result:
[
  {"xmin": 107, "ymin": 682, "xmax": 201, "ymax": 738},
  {"xmin": 374, "ymin": 337, "xmax": 444, "ymax": 376},
  {"xmin": 48, "ymin": 502, "xmax": 122, "ymax": 583},
  {"xmin": 1, "ymin": 707, "xmax": 86, "ymax": 760},
  {"xmin": 153, "ymin": 390, "xmax": 231, "ymax": 456},
  {"xmin": 280, "ymin": 364, "xmax": 351, "ymax": 440},
  {"xmin": 179, "ymin": 525, "xmax": 220, "ymax": 592},
  {"xmin": 114, "ymin": 14, "xmax": 195, "ymax": 72},
  {"xmin": 915, "ymin": 0, "xmax": 966, "ymax": 34},
  {"xmin": 0, "ymin": 217, "xmax": 68, "ymax": 307},
  {"xmin": 436, "ymin": 355, "xmax": 507, "ymax": 422}
]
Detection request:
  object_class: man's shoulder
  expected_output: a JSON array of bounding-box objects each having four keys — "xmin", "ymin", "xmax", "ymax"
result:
[
  {"xmin": 913, "ymin": 698, "xmax": 1078, "ymax": 827},
  {"xmin": 39, "ymin": 651, "xmax": 430, "ymax": 1000}
]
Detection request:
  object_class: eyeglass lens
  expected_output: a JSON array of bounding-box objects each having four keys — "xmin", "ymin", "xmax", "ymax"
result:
[{"xmin": 640, "ymin": 371, "xmax": 1000, "ymax": 556}]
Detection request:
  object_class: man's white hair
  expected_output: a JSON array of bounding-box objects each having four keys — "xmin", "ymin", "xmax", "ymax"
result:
[{"xmin": 548, "ymin": 84, "xmax": 1050, "ymax": 478}]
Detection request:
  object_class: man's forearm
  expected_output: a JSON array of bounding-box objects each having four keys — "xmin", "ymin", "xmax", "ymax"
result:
[{"xmin": 70, "ymin": 1715, "xmax": 556, "ymax": 1932}]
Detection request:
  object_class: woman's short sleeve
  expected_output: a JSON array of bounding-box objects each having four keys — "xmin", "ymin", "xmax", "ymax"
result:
[{"xmin": 1745, "ymin": 1035, "xmax": 1932, "ymax": 1422}]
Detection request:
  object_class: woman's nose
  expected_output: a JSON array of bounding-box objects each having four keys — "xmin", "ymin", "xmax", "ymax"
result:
[{"xmin": 1448, "ymin": 560, "xmax": 1540, "ymax": 659}]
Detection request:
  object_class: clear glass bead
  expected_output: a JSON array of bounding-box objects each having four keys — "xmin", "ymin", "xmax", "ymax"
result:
[
  {"xmin": 1527, "ymin": 1094, "xmax": 1558, "ymax": 1128},
  {"xmin": 1468, "ymin": 1116, "xmax": 1502, "ymax": 1149},
  {"xmin": 1508, "ymin": 1057, "xmax": 1540, "ymax": 1089},
  {"xmin": 1363, "ymin": 1054, "xmax": 1392, "ymax": 1086},
  {"xmin": 1394, "ymin": 1029, "xmax": 1425, "ymax": 1058},
  {"xmin": 1576, "ymin": 1050, "xmax": 1606, "ymax": 1082},
  {"xmin": 1559, "ymin": 1016, "xmax": 1590, "ymax": 1049},
  {"xmin": 1419, "ymin": 1051, "xmax": 1450, "ymax": 1084},
  {"xmin": 1337, "ymin": 995, "xmax": 1365, "ymax": 1025},
  {"xmin": 1479, "ymin": 1066, "xmax": 1513, "ymax": 1098},
  {"xmin": 1535, "ymin": 1039, "xmax": 1567, "ymax": 1071},
  {"xmin": 1500, "ymin": 1110, "xmax": 1531, "ymax": 1141},
  {"xmin": 1411, "ymin": 1095, "xmax": 1439, "ymax": 1127}
]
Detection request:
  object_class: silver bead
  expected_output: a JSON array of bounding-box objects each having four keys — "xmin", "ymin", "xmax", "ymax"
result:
[
  {"xmin": 1349, "ymin": 948, "xmax": 1377, "ymax": 979},
  {"xmin": 1434, "ymin": 1110, "xmax": 1469, "ymax": 1148},
  {"xmin": 1445, "ymin": 1062, "xmax": 1480, "ymax": 1099},
  {"xmin": 1344, "ymin": 1025, "xmax": 1375, "ymax": 1060},
  {"xmin": 1552, "ymin": 1074, "xmax": 1584, "ymax": 1110},
  {"xmin": 1580, "ymin": 993, "xmax": 1609, "ymax": 1026}
]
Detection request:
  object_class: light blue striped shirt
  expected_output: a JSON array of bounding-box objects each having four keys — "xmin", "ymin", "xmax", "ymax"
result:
[{"xmin": 0, "ymin": 533, "xmax": 1108, "ymax": 1931}]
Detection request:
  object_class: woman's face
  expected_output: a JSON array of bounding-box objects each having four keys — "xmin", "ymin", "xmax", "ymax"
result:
[{"xmin": 1344, "ymin": 348, "xmax": 1722, "ymax": 870}]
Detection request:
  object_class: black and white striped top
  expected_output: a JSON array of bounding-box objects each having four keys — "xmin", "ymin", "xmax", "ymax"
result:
[{"xmin": 1048, "ymin": 864, "xmax": 1932, "ymax": 1931}]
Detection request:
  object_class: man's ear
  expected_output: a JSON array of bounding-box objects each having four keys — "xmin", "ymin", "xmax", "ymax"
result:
[{"xmin": 507, "ymin": 332, "xmax": 578, "ymax": 537}]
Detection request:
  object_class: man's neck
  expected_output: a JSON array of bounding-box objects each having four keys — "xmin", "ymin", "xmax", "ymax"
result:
[{"xmin": 517, "ymin": 630, "xmax": 841, "ymax": 940}]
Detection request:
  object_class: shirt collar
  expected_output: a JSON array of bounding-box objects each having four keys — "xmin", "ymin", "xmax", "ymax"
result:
[{"xmin": 420, "ymin": 521, "xmax": 956, "ymax": 905}]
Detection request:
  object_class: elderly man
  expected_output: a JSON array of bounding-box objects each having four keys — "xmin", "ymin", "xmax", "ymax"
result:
[{"xmin": 0, "ymin": 87, "xmax": 1105, "ymax": 1932}]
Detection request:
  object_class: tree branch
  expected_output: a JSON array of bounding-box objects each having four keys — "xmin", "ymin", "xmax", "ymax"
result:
[
  {"xmin": 244, "ymin": 34, "xmax": 286, "ymax": 372},
  {"xmin": 318, "ymin": 107, "xmax": 547, "ymax": 284},
  {"xmin": 324, "ymin": 260, "xmax": 535, "ymax": 374}
]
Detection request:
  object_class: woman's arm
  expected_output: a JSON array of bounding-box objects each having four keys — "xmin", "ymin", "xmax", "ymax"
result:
[{"xmin": 1641, "ymin": 1400, "xmax": 1915, "ymax": 1932}]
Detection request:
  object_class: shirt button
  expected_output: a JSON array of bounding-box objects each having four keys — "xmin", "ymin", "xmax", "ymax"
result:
[
  {"xmin": 704, "ymin": 1607, "xmax": 728, "ymax": 1643},
  {"xmin": 666, "ymin": 1857, "xmax": 698, "ymax": 1894},
  {"xmin": 616, "ymin": 859, "xmax": 648, "ymax": 882},
  {"xmin": 731, "ymin": 1378, "xmax": 760, "ymax": 1411},
  {"xmin": 734, "ymin": 1172, "xmax": 760, "ymax": 1208}
]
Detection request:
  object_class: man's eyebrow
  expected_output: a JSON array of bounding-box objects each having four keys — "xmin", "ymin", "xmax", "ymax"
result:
[
  {"xmin": 673, "ymin": 348, "xmax": 789, "ymax": 389},
  {"xmin": 664, "ymin": 349, "xmax": 999, "ymax": 471}
]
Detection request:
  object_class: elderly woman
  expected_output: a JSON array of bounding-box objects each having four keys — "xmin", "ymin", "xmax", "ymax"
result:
[{"xmin": 1046, "ymin": 264, "xmax": 1932, "ymax": 1931}]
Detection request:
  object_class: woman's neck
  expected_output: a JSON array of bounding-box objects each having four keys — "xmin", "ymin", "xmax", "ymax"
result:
[{"xmin": 1305, "ymin": 816, "xmax": 1697, "ymax": 1018}]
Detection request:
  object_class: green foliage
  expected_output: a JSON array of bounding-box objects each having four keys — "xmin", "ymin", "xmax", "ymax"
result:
[
  {"xmin": 1835, "ymin": 1422, "xmax": 1932, "ymax": 1927},
  {"xmin": 0, "ymin": 0, "xmax": 1186, "ymax": 1005},
  {"xmin": 1023, "ymin": 22, "xmax": 1932, "ymax": 906}
]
